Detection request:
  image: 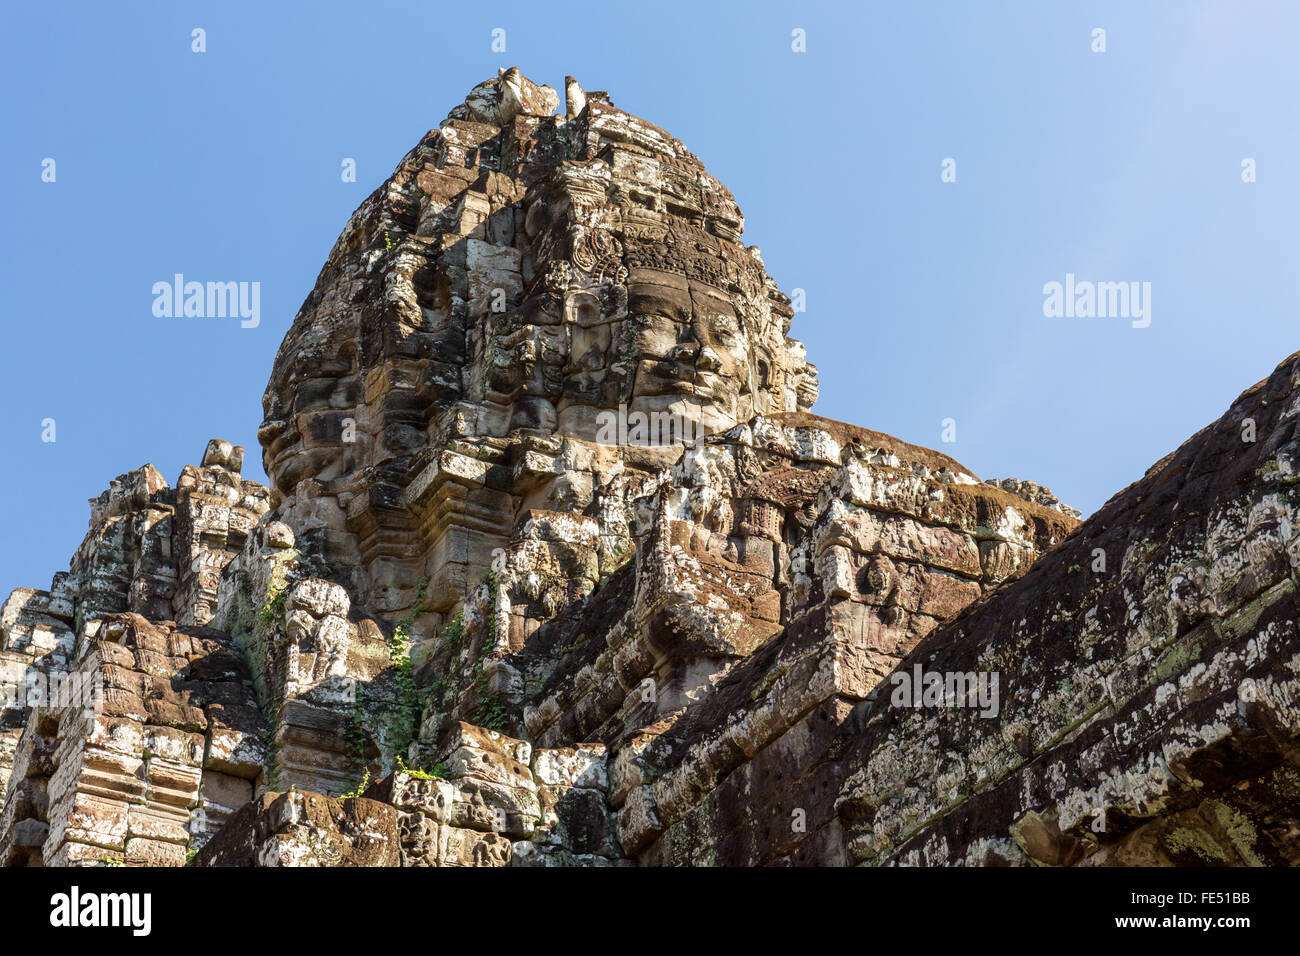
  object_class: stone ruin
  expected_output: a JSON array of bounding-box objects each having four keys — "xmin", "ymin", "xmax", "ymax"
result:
[{"xmin": 3, "ymin": 69, "xmax": 1298, "ymax": 867}]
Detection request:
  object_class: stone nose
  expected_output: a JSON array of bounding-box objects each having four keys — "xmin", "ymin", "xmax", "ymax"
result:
[
  {"xmin": 257, "ymin": 417, "xmax": 288, "ymax": 446},
  {"xmin": 696, "ymin": 347, "xmax": 723, "ymax": 373}
]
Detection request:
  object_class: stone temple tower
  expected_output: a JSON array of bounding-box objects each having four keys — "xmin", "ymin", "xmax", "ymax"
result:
[
  {"xmin": 7, "ymin": 69, "xmax": 1286, "ymax": 870},
  {"xmin": 259, "ymin": 67, "xmax": 820, "ymax": 626}
]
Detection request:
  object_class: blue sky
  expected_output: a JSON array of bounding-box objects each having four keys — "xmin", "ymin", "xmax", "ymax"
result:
[{"xmin": 2, "ymin": 0, "xmax": 1297, "ymax": 595}]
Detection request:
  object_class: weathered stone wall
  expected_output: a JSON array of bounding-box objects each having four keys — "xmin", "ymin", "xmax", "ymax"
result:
[
  {"xmin": 395, "ymin": 410, "xmax": 1073, "ymax": 864},
  {"xmin": 195, "ymin": 722, "xmax": 623, "ymax": 867},
  {"xmin": 1, "ymin": 588, "xmax": 75, "ymax": 805},
  {"xmin": 1, "ymin": 442, "xmax": 265, "ymax": 810},
  {"xmin": 193, "ymin": 790, "xmax": 400, "ymax": 867},
  {"xmin": 370, "ymin": 723, "xmax": 624, "ymax": 867},
  {"xmin": 0, "ymin": 614, "xmax": 264, "ymax": 866},
  {"xmin": 596, "ymin": 415, "xmax": 1074, "ymax": 864},
  {"xmin": 212, "ymin": 518, "xmax": 395, "ymax": 798},
  {"xmin": 836, "ymin": 350, "xmax": 1300, "ymax": 866}
]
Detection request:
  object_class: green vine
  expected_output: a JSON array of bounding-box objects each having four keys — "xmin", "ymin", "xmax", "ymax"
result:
[
  {"xmin": 442, "ymin": 609, "xmax": 464, "ymax": 652},
  {"xmin": 385, "ymin": 578, "xmax": 428, "ymax": 756},
  {"xmin": 344, "ymin": 578, "xmax": 430, "ymax": 793},
  {"xmin": 256, "ymin": 582, "xmax": 288, "ymax": 792},
  {"xmin": 344, "ymin": 684, "xmax": 369, "ymax": 792},
  {"xmin": 258, "ymin": 583, "xmax": 287, "ymax": 625}
]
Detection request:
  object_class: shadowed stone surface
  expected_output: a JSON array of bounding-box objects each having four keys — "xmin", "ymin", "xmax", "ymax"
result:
[{"xmin": 194, "ymin": 791, "xmax": 399, "ymax": 867}]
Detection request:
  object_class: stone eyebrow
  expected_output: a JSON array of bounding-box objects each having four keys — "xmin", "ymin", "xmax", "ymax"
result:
[{"xmin": 627, "ymin": 288, "xmax": 690, "ymax": 321}]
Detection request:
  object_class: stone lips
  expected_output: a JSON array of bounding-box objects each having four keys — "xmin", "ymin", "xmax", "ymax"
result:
[{"xmin": 2, "ymin": 69, "xmax": 1296, "ymax": 867}]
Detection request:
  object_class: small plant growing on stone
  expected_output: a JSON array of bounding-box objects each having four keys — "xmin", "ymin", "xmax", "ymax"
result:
[
  {"xmin": 395, "ymin": 755, "xmax": 448, "ymax": 780},
  {"xmin": 258, "ymin": 584, "xmax": 287, "ymax": 624},
  {"xmin": 341, "ymin": 768, "xmax": 370, "ymax": 799}
]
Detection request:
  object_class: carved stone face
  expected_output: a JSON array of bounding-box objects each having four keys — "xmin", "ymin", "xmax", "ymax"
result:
[
  {"xmin": 494, "ymin": 260, "xmax": 801, "ymax": 443},
  {"xmin": 260, "ymin": 69, "xmax": 819, "ymax": 513},
  {"xmin": 260, "ymin": 338, "xmax": 362, "ymax": 498},
  {"xmin": 622, "ymin": 274, "xmax": 751, "ymax": 428},
  {"xmin": 255, "ymin": 69, "xmax": 822, "ymax": 618}
]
